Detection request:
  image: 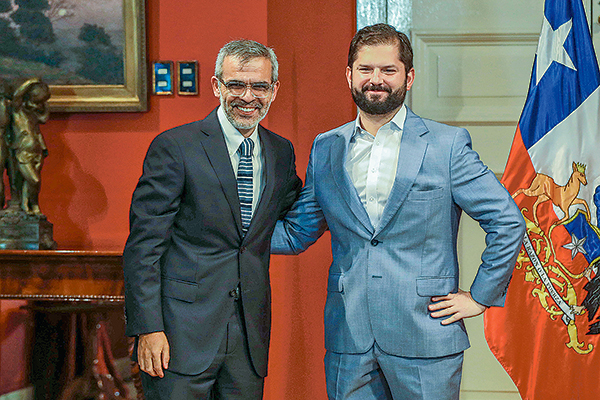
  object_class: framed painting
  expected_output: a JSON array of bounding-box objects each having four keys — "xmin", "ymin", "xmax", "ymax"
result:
[{"xmin": 0, "ymin": 0, "xmax": 147, "ymax": 112}]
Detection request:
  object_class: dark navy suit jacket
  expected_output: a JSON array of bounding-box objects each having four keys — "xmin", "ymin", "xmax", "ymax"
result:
[{"xmin": 123, "ymin": 108, "xmax": 301, "ymax": 377}]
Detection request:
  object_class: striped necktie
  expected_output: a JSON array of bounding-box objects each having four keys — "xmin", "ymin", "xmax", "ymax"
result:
[{"xmin": 237, "ymin": 138, "xmax": 254, "ymax": 234}]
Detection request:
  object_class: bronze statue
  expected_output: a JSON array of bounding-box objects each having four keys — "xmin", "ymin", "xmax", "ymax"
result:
[
  {"xmin": 0, "ymin": 78, "xmax": 56, "ymax": 249},
  {"xmin": 10, "ymin": 79, "xmax": 51, "ymax": 215},
  {"xmin": 0, "ymin": 85, "xmax": 10, "ymax": 210}
]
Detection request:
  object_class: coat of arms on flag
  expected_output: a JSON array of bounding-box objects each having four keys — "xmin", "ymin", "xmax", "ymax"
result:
[{"xmin": 484, "ymin": 0, "xmax": 600, "ymax": 398}]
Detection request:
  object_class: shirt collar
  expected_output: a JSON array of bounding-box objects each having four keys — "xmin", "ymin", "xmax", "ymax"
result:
[
  {"xmin": 352, "ymin": 104, "xmax": 407, "ymax": 138},
  {"xmin": 217, "ymin": 105, "xmax": 260, "ymax": 157}
]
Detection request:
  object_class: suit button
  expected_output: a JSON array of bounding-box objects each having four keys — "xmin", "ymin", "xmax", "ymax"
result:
[
  {"xmin": 371, "ymin": 239, "xmax": 379, "ymax": 246},
  {"xmin": 229, "ymin": 287, "xmax": 240, "ymax": 300},
  {"xmin": 240, "ymin": 246, "xmax": 246, "ymax": 253}
]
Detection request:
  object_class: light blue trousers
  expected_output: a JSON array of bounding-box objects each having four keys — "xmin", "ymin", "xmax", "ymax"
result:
[{"xmin": 325, "ymin": 343, "xmax": 463, "ymax": 400}]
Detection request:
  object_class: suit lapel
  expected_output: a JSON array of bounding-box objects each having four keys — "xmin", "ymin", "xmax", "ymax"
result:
[
  {"xmin": 375, "ymin": 108, "xmax": 428, "ymax": 236},
  {"xmin": 244, "ymin": 126, "xmax": 276, "ymax": 240},
  {"xmin": 199, "ymin": 110, "xmax": 244, "ymax": 236},
  {"xmin": 330, "ymin": 131, "xmax": 374, "ymax": 234}
]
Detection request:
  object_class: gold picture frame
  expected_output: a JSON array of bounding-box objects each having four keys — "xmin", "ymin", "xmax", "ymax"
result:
[{"xmin": 28, "ymin": 0, "xmax": 148, "ymax": 112}]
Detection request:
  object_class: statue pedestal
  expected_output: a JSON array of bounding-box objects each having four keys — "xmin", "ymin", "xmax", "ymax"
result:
[{"xmin": 0, "ymin": 208, "xmax": 57, "ymax": 249}]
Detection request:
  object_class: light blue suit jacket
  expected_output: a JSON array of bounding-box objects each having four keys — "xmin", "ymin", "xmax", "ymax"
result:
[{"xmin": 271, "ymin": 107, "xmax": 525, "ymax": 358}]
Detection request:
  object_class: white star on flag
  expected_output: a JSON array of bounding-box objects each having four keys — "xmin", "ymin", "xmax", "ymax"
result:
[
  {"xmin": 562, "ymin": 233, "xmax": 587, "ymax": 259},
  {"xmin": 536, "ymin": 17, "xmax": 577, "ymax": 84}
]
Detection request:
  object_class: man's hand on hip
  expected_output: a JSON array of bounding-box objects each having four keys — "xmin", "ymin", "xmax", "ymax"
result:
[
  {"xmin": 428, "ymin": 289, "xmax": 487, "ymax": 325},
  {"xmin": 138, "ymin": 331, "xmax": 170, "ymax": 377}
]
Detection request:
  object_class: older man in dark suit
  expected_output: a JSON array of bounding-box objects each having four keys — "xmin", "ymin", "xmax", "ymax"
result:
[{"xmin": 123, "ymin": 39, "xmax": 301, "ymax": 399}]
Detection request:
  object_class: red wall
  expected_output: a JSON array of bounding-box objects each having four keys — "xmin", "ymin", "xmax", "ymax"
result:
[
  {"xmin": 265, "ymin": 1, "xmax": 356, "ymax": 398},
  {"xmin": 0, "ymin": 0, "xmax": 355, "ymax": 397}
]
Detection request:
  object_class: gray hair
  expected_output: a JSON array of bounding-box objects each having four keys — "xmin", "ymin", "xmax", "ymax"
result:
[{"xmin": 214, "ymin": 39, "xmax": 279, "ymax": 82}]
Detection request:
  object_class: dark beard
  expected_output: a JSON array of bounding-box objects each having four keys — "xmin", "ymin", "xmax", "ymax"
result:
[{"xmin": 351, "ymin": 82, "xmax": 407, "ymax": 115}]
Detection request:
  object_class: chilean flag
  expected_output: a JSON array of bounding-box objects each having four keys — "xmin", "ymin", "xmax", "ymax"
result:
[{"xmin": 484, "ymin": 0, "xmax": 600, "ymax": 399}]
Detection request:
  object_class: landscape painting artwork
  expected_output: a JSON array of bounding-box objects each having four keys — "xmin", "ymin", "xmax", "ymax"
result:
[{"xmin": 0, "ymin": 0, "xmax": 146, "ymax": 112}]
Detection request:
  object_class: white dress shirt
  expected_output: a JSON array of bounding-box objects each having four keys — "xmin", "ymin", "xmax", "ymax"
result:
[
  {"xmin": 346, "ymin": 105, "xmax": 407, "ymax": 229},
  {"xmin": 218, "ymin": 106, "xmax": 265, "ymax": 217}
]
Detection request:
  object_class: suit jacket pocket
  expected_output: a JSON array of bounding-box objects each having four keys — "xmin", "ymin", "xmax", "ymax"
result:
[
  {"xmin": 327, "ymin": 273, "xmax": 344, "ymax": 293},
  {"xmin": 162, "ymin": 277, "xmax": 198, "ymax": 303},
  {"xmin": 407, "ymin": 187, "xmax": 443, "ymax": 201},
  {"xmin": 416, "ymin": 276, "xmax": 456, "ymax": 297}
]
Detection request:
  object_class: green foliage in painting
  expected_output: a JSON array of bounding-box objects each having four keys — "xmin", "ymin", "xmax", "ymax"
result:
[
  {"xmin": 12, "ymin": 8, "xmax": 56, "ymax": 43},
  {"xmin": 78, "ymin": 24, "xmax": 113, "ymax": 47},
  {"xmin": 0, "ymin": 20, "xmax": 20, "ymax": 55},
  {"xmin": 0, "ymin": 0, "xmax": 12, "ymax": 13},
  {"xmin": 75, "ymin": 24, "xmax": 124, "ymax": 84},
  {"xmin": 15, "ymin": 0, "xmax": 50, "ymax": 10}
]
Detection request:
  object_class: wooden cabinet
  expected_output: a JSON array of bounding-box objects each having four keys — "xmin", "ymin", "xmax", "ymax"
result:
[{"xmin": 0, "ymin": 251, "xmax": 141, "ymax": 400}]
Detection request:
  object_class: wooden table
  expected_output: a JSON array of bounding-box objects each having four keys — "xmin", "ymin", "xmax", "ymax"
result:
[
  {"xmin": 0, "ymin": 250, "xmax": 124, "ymax": 302},
  {"xmin": 0, "ymin": 250, "xmax": 142, "ymax": 400}
]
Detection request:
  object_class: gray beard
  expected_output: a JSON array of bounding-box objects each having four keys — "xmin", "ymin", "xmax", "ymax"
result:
[{"xmin": 220, "ymin": 96, "xmax": 271, "ymax": 131}]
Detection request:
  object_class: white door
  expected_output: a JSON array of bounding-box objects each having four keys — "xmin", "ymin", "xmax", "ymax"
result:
[{"xmin": 410, "ymin": 2, "xmax": 542, "ymax": 399}]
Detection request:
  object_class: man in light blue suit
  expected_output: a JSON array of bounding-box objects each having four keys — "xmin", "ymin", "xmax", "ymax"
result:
[{"xmin": 271, "ymin": 24, "xmax": 525, "ymax": 400}]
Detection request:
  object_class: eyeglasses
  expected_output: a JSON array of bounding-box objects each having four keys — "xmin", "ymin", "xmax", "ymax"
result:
[{"xmin": 217, "ymin": 78, "xmax": 274, "ymax": 98}]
